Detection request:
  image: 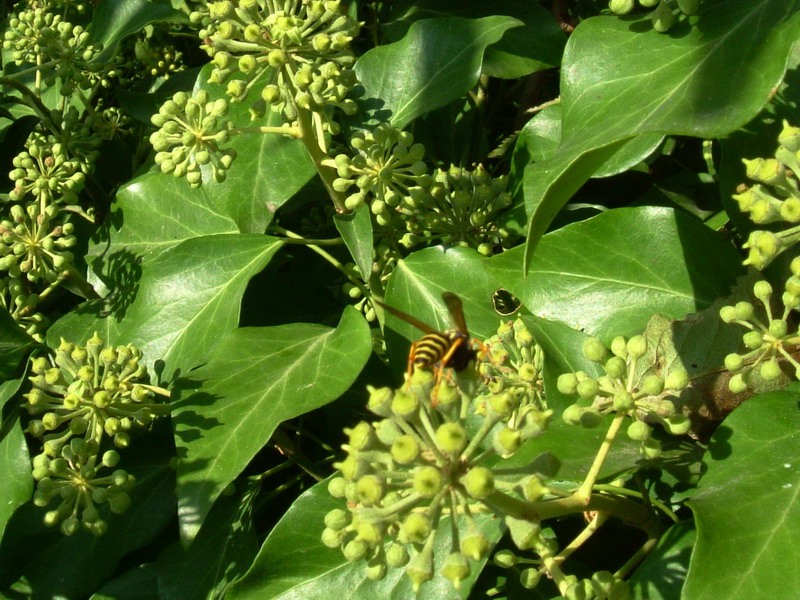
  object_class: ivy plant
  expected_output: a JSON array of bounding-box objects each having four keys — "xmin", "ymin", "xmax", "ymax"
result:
[{"xmin": 1, "ymin": 0, "xmax": 800, "ymax": 599}]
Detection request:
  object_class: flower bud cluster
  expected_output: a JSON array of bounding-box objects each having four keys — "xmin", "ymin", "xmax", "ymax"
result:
[
  {"xmin": 27, "ymin": 106, "xmax": 102, "ymax": 173},
  {"xmin": 150, "ymin": 90, "xmax": 237, "ymax": 189},
  {"xmin": 341, "ymin": 246, "xmax": 397, "ymax": 322},
  {"xmin": 23, "ymin": 333, "xmax": 170, "ymax": 458},
  {"xmin": 0, "ymin": 203, "xmax": 76, "ymax": 283},
  {"xmin": 2, "ymin": 7, "xmax": 104, "ymax": 89},
  {"xmin": 133, "ymin": 33, "xmax": 185, "ymax": 79},
  {"xmin": 478, "ymin": 319, "xmax": 546, "ymax": 431},
  {"xmin": 609, "ymin": 0, "xmax": 700, "ymax": 33},
  {"xmin": 8, "ymin": 144, "xmax": 85, "ymax": 205},
  {"xmin": 400, "ymin": 166, "xmax": 514, "ymax": 255},
  {"xmin": 191, "ymin": 0, "xmax": 359, "ymax": 127},
  {"xmin": 733, "ymin": 121, "xmax": 800, "ymax": 269},
  {"xmin": 333, "ymin": 124, "xmax": 433, "ymax": 222},
  {"xmin": 719, "ymin": 267, "xmax": 800, "ymax": 393},
  {"xmin": 557, "ymin": 335, "xmax": 690, "ymax": 458},
  {"xmin": 322, "ymin": 370, "xmax": 553, "ymax": 591},
  {"xmin": 31, "ymin": 438, "xmax": 135, "ymax": 537}
]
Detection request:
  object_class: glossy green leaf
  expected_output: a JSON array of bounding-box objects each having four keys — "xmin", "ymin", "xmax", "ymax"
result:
[
  {"xmin": 194, "ymin": 65, "xmax": 316, "ymax": 233},
  {"xmin": 628, "ymin": 521, "xmax": 694, "ymax": 600},
  {"xmin": 335, "ymin": 203, "xmax": 373, "ymax": 279},
  {"xmin": 0, "ymin": 309, "xmax": 36, "ymax": 380},
  {"xmin": 115, "ymin": 234, "xmax": 283, "ymax": 378},
  {"xmin": 90, "ymin": 564, "xmax": 160, "ymax": 600},
  {"xmin": 157, "ymin": 479, "xmax": 260, "ymax": 599},
  {"xmin": 89, "ymin": 0, "xmax": 187, "ymax": 65},
  {"xmin": 228, "ymin": 478, "xmax": 503, "ymax": 600},
  {"xmin": 0, "ymin": 382, "xmax": 31, "ymax": 541},
  {"xmin": 173, "ymin": 307, "xmax": 370, "ymax": 543},
  {"xmin": 355, "ymin": 16, "xmax": 522, "ymax": 128},
  {"xmin": 492, "ymin": 207, "xmax": 743, "ymax": 341},
  {"xmin": 684, "ymin": 391, "xmax": 800, "ymax": 599},
  {"xmin": 523, "ymin": 2, "xmax": 800, "ymax": 269},
  {"xmin": 384, "ymin": 0, "xmax": 565, "ymax": 78}
]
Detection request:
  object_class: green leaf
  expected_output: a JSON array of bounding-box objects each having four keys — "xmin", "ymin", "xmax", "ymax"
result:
[
  {"xmin": 0, "ymin": 309, "xmax": 37, "ymax": 380},
  {"xmin": 492, "ymin": 207, "xmax": 743, "ymax": 341},
  {"xmin": 355, "ymin": 16, "xmax": 522, "ymax": 128},
  {"xmin": 0, "ymin": 388, "xmax": 32, "ymax": 541},
  {"xmin": 116, "ymin": 234, "xmax": 283, "ymax": 378},
  {"xmin": 684, "ymin": 391, "xmax": 800, "ymax": 599},
  {"xmin": 335, "ymin": 203, "xmax": 373, "ymax": 280},
  {"xmin": 90, "ymin": 564, "xmax": 160, "ymax": 600},
  {"xmin": 194, "ymin": 65, "xmax": 316, "ymax": 233},
  {"xmin": 628, "ymin": 521, "xmax": 694, "ymax": 600},
  {"xmin": 384, "ymin": 0, "xmax": 565, "ymax": 79},
  {"xmin": 227, "ymin": 478, "xmax": 503, "ymax": 599},
  {"xmin": 522, "ymin": 2, "xmax": 800, "ymax": 268},
  {"xmin": 157, "ymin": 479, "xmax": 260, "ymax": 599},
  {"xmin": 173, "ymin": 307, "xmax": 370, "ymax": 543},
  {"xmin": 89, "ymin": 0, "xmax": 187, "ymax": 65}
]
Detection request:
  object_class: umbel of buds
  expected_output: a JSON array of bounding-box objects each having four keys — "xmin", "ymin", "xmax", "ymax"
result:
[
  {"xmin": 23, "ymin": 333, "xmax": 170, "ymax": 458},
  {"xmin": 31, "ymin": 438, "xmax": 135, "ymax": 537},
  {"xmin": 322, "ymin": 369, "xmax": 554, "ymax": 591},
  {"xmin": 150, "ymin": 90, "xmax": 237, "ymax": 189},
  {"xmin": 720, "ymin": 265, "xmax": 800, "ymax": 393},
  {"xmin": 557, "ymin": 334, "xmax": 690, "ymax": 458},
  {"xmin": 192, "ymin": 0, "xmax": 359, "ymax": 125},
  {"xmin": 733, "ymin": 121, "xmax": 800, "ymax": 269}
]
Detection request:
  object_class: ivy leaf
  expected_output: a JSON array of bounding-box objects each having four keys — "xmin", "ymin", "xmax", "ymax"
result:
[
  {"xmin": 0, "ymin": 380, "xmax": 31, "ymax": 541},
  {"xmin": 157, "ymin": 479, "xmax": 260, "ymax": 599},
  {"xmin": 114, "ymin": 234, "xmax": 283, "ymax": 379},
  {"xmin": 0, "ymin": 309, "xmax": 37, "ymax": 380},
  {"xmin": 173, "ymin": 308, "xmax": 370, "ymax": 544},
  {"xmin": 89, "ymin": 0, "xmax": 187, "ymax": 65},
  {"xmin": 522, "ymin": 2, "xmax": 800, "ymax": 269},
  {"xmin": 335, "ymin": 203, "xmax": 373, "ymax": 280},
  {"xmin": 355, "ymin": 16, "xmax": 522, "ymax": 128},
  {"xmin": 227, "ymin": 478, "xmax": 503, "ymax": 600},
  {"xmin": 684, "ymin": 391, "xmax": 800, "ymax": 599},
  {"xmin": 492, "ymin": 207, "xmax": 743, "ymax": 341}
]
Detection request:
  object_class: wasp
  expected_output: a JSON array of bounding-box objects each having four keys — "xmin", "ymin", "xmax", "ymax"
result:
[{"xmin": 376, "ymin": 292, "xmax": 480, "ymax": 403}]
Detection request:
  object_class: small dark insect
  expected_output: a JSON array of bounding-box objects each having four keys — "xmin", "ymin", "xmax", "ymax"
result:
[
  {"xmin": 376, "ymin": 292, "xmax": 480, "ymax": 403},
  {"xmin": 491, "ymin": 288, "xmax": 522, "ymax": 317}
]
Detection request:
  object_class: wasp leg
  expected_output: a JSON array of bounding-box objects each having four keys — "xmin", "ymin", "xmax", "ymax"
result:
[{"xmin": 405, "ymin": 340, "xmax": 419, "ymax": 389}]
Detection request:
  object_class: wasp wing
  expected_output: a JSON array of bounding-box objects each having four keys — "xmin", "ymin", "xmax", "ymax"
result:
[
  {"xmin": 375, "ymin": 299, "xmax": 439, "ymax": 334},
  {"xmin": 442, "ymin": 292, "xmax": 469, "ymax": 335}
]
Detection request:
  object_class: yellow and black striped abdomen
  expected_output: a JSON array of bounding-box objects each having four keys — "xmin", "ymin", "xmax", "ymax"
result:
[{"xmin": 412, "ymin": 330, "xmax": 474, "ymax": 372}]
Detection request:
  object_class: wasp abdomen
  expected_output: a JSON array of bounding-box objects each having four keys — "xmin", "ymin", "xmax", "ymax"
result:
[{"xmin": 413, "ymin": 330, "xmax": 474, "ymax": 372}]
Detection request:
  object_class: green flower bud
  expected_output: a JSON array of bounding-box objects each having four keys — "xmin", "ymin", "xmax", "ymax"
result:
[
  {"xmin": 665, "ymin": 414, "xmax": 691, "ymax": 435},
  {"xmin": 401, "ymin": 512, "xmax": 431, "ymax": 543},
  {"xmin": 610, "ymin": 0, "xmax": 635, "ymax": 15},
  {"xmin": 441, "ymin": 552, "xmax": 470, "ymax": 588},
  {"xmin": 391, "ymin": 389, "xmax": 418, "ymax": 418},
  {"xmin": 355, "ymin": 474, "xmax": 384, "ymax": 505},
  {"xmin": 743, "ymin": 331, "xmax": 764, "ymax": 349},
  {"xmin": 520, "ymin": 568, "xmax": 542, "ymax": 589},
  {"xmin": 605, "ymin": 356, "xmax": 627, "ymax": 379},
  {"xmin": 642, "ymin": 374, "xmax": 664, "ymax": 395},
  {"xmin": 760, "ymin": 359, "xmax": 782, "ymax": 380},
  {"xmin": 627, "ymin": 420, "xmax": 651, "ymax": 442},
  {"xmin": 557, "ymin": 373, "xmax": 578, "ymax": 395},
  {"xmin": 768, "ymin": 319, "xmax": 788, "ymax": 338},
  {"xmin": 463, "ymin": 466, "xmax": 494, "ymax": 499},
  {"xmin": 626, "ymin": 335, "xmax": 646, "ymax": 358},
  {"xmin": 343, "ymin": 538, "xmax": 368, "ymax": 561},
  {"xmin": 582, "ymin": 337, "xmax": 607, "ymax": 363},
  {"xmin": 641, "ymin": 437, "xmax": 662, "ymax": 459},
  {"xmin": 754, "ymin": 280, "xmax": 773, "ymax": 302},
  {"xmin": 386, "ymin": 543, "xmax": 409, "ymax": 567},
  {"xmin": 664, "ymin": 368, "xmax": 689, "ymax": 390},
  {"xmin": 390, "ymin": 434, "xmax": 419, "ymax": 464},
  {"xmin": 321, "ymin": 526, "xmax": 345, "ymax": 548},
  {"xmin": 580, "ymin": 407, "xmax": 603, "ymax": 428},
  {"xmin": 576, "ymin": 378, "xmax": 599, "ymax": 399},
  {"xmin": 719, "ymin": 305, "xmax": 736, "ymax": 323},
  {"xmin": 652, "ymin": 0, "xmax": 675, "ymax": 32},
  {"xmin": 493, "ymin": 427, "xmax": 522, "ymax": 457},
  {"xmin": 729, "ymin": 372, "xmax": 748, "ymax": 393},
  {"xmin": 725, "ymin": 353, "xmax": 744, "ymax": 372},
  {"xmin": 563, "ymin": 404, "xmax": 584, "ymax": 426},
  {"xmin": 521, "ymin": 475, "xmax": 546, "ymax": 502},
  {"xmin": 488, "ymin": 392, "xmax": 515, "ymax": 417},
  {"xmin": 505, "ymin": 515, "xmax": 541, "ymax": 550},
  {"xmin": 413, "ymin": 466, "xmax": 443, "ymax": 497},
  {"xmin": 357, "ymin": 520, "xmax": 384, "ymax": 546},
  {"xmin": 436, "ymin": 422, "xmax": 467, "ymax": 454},
  {"xmin": 406, "ymin": 544, "xmax": 434, "ymax": 592},
  {"xmin": 610, "ymin": 336, "xmax": 628, "ymax": 358},
  {"xmin": 461, "ymin": 529, "xmax": 489, "ymax": 560}
]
